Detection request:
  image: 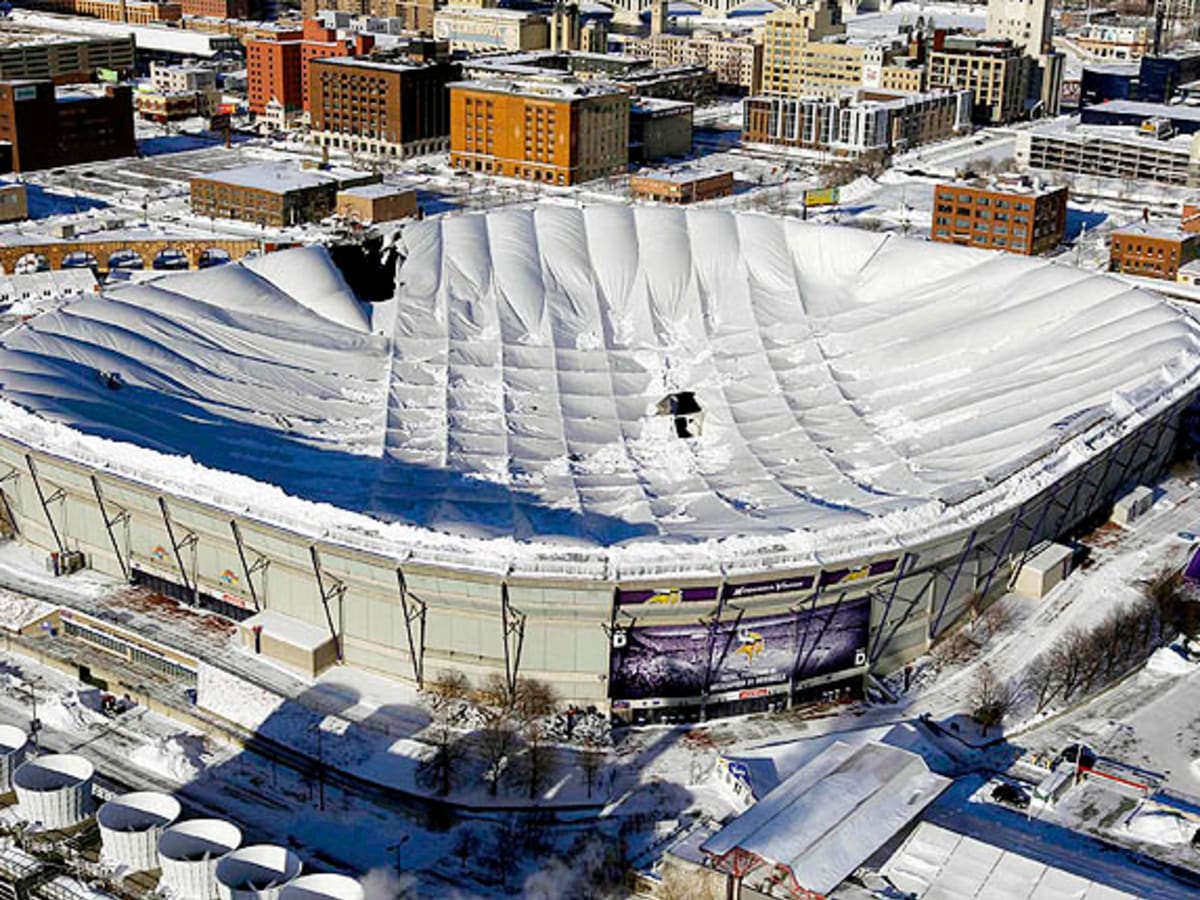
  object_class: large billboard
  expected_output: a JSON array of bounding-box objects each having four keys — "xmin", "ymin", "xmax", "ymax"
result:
[{"xmin": 609, "ymin": 596, "xmax": 869, "ymax": 702}]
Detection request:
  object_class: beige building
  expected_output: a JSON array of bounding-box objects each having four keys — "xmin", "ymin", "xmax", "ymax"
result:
[
  {"xmin": 986, "ymin": 0, "xmax": 1051, "ymax": 54},
  {"xmin": 336, "ymin": 184, "xmax": 419, "ymax": 224},
  {"xmin": 433, "ymin": 7, "xmax": 549, "ymax": 53},
  {"xmin": 0, "ymin": 183, "xmax": 27, "ymax": 224},
  {"xmin": 760, "ymin": 1, "xmax": 843, "ymax": 96},
  {"xmin": 624, "ymin": 30, "xmax": 763, "ymax": 95},
  {"xmin": 928, "ymin": 36, "xmax": 1028, "ymax": 125},
  {"xmin": 149, "ymin": 62, "xmax": 219, "ymax": 115}
]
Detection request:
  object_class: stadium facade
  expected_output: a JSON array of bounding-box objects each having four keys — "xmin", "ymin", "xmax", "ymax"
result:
[{"xmin": 0, "ymin": 206, "xmax": 1197, "ymax": 722}]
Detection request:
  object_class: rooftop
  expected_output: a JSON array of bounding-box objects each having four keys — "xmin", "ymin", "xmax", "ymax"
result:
[
  {"xmin": 939, "ymin": 176, "xmax": 1065, "ymax": 198},
  {"xmin": 450, "ymin": 77, "xmax": 626, "ymax": 100},
  {"xmin": 631, "ymin": 96, "xmax": 693, "ymax": 114},
  {"xmin": 1111, "ymin": 222, "xmax": 1197, "ymax": 241},
  {"xmin": 338, "ymin": 182, "xmax": 414, "ymax": 199},
  {"xmin": 0, "ymin": 209, "xmax": 1198, "ymax": 577},
  {"xmin": 1085, "ymin": 99, "xmax": 1200, "ymax": 124},
  {"xmin": 436, "ymin": 6, "xmax": 545, "ymax": 19},
  {"xmin": 196, "ymin": 162, "xmax": 373, "ymax": 193},
  {"xmin": 633, "ymin": 167, "xmax": 731, "ymax": 184},
  {"xmin": 9, "ymin": 9, "xmax": 239, "ymax": 57},
  {"xmin": 310, "ymin": 54, "xmax": 421, "ymax": 72},
  {"xmin": 701, "ymin": 742, "xmax": 949, "ymax": 896}
]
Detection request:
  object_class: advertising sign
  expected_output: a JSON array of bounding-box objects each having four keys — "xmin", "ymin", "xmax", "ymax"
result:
[
  {"xmin": 609, "ymin": 596, "xmax": 869, "ymax": 701},
  {"xmin": 804, "ymin": 187, "xmax": 841, "ymax": 207}
]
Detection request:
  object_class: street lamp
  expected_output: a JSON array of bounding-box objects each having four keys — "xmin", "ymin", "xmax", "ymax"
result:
[
  {"xmin": 388, "ymin": 835, "xmax": 410, "ymax": 876},
  {"xmin": 23, "ymin": 677, "xmax": 42, "ymax": 754}
]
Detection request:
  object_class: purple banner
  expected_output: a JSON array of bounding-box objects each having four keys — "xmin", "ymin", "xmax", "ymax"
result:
[
  {"xmin": 609, "ymin": 597, "xmax": 870, "ymax": 701},
  {"xmin": 616, "ymin": 586, "xmax": 719, "ymax": 606},
  {"xmin": 722, "ymin": 574, "xmax": 815, "ymax": 600}
]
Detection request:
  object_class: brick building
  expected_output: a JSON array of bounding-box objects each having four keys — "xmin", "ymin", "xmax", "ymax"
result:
[
  {"xmin": 246, "ymin": 20, "xmax": 373, "ymax": 118},
  {"xmin": 180, "ymin": 0, "xmax": 251, "ymax": 17},
  {"xmin": 336, "ymin": 183, "xmax": 418, "ymax": 224},
  {"xmin": 931, "ymin": 178, "xmax": 1067, "ymax": 255},
  {"xmin": 629, "ymin": 97, "xmax": 692, "ymax": 162},
  {"xmin": 1109, "ymin": 224, "xmax": 1200, "ymax": 281},
  {"xmin": 190, "ymin": 161, "xmax": 378, "ymax": 226},
  {"xmin": 309, "ymin": 57, "xmax": 458, "ymax": 157},
  {"xmin": 44, "ymin": 0, "xmax": 183, "ymax": 23},
  {"xmin": 449, "ymin": 79, "xmax": 628, "ymax": 185},
  {"xmin": 630, "ymin": 168, "xmax": 733, "ymax": 203},
  {"xmin": 0, "ymin": 80, "xmax": 134, "ymax": 174}
]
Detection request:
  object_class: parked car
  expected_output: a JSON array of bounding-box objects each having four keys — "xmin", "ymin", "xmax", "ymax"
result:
[
  {"xmin": 1054, "ymin": 743, "xmax": 1097, "ymax": 770},
  {"xmin": 991, "ymin": 782, "xmax": 1031, "ymax": 810}
]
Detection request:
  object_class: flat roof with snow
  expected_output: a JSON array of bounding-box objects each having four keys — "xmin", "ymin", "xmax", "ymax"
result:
[
  {"xmin": 0, "ymin": 207, "xmax": 1198, "ymax": 577},
  {"xmin": 882, "ymin": 822, "xmax": 1137, "ymax": 899},
  {"xmin": 701, "ymin": 741, "xmax": 949, "ymax": 896}
]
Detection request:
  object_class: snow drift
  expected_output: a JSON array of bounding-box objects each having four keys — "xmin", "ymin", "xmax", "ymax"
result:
[{"xmin": 0, "ymin": 208, "xmax": 1198, "ymax": 577}]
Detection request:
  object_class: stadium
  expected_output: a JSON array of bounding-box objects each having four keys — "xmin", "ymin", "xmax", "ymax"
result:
[{"xmin": 0, "ymin": 205, "xmax": 1197, "ymax": 722}]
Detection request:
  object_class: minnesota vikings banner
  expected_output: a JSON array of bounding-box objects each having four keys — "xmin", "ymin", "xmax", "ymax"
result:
[{"xmin": 608, "ymin": 596, "xmax": 870, "ymax": 701}]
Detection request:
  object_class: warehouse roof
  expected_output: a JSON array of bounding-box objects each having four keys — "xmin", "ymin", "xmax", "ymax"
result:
[{"xmin": 701, "ymin": 742, "xmax": 949, "ymax": 896}]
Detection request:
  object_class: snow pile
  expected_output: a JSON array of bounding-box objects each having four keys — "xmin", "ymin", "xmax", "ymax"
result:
[
  {"xmin": 196, "ymin": 662, "xmax": 284, "ymax": 731},
  {"xmin": 38, "ymin": 691, "xmax": 107, "ymax": 733},
  {"xmin": 128, "ymin": 734, "xmax": 206, "ymax": 784},
  {"xmin": 1144, "ymin": 646, "xmax": 1197, "ymax": 678},
  {"xmin": 1123, "ymin": 807, "xmax": 1196, "ymax": 846},
  {"xmin": 0, "ymin": 589, "xmax": 54, "ymax": 633},
  {"xmin": 0, "ymin": 209, "xmax": 1198, "ymax": 578}
]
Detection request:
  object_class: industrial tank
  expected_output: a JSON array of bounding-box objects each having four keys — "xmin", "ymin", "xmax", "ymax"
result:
[
  {"xmin": 158, "ymin": 818, "xmax": 243, "ymax": 900},
  {"xmin": 98, "ymin": 791, "xmax": 182, "ymax": 872},
  {"xmin": 0, "ymin": 725, "xmax": 27, "ymax": 793},
  {"xmin": 279, "ymin": 874, "xmax": 364, "ymax": 900},
  {"xmin": 12, "ymin": 754, "xmax": 94, "ymax": 829},
  {"xmin": 215, "ymin": 845, "xmax": 302, "ymax": 900}
]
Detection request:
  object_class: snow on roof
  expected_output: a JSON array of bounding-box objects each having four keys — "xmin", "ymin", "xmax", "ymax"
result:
[
  {"xmin": 0, "ymin": 207, "xmax": 1199, "ymax": 579},
  {"xmin": 241, "ymin": 609, "xmax": 334, "ymax": 651},
  {"xmin": 1088, "ymin": 99, "xmax": 1200, "ymax": 124},
  {"xmin": 882, "ymin": 822, "xmax": 1137, "ymax": 899},
  {"xmin": 701, "ymin": 742, "xmax": 949, "ymax": 895},
  {"xmin": 338, "ymin": 182, "xmax": 414, "ymax": 199},
  {"xmin": 10, "ymin": 10, "xmax": 238, "ymax": 57},
  {"xmin": 196, "ymin": 162, "xmax": 342, "ymax": 193}
]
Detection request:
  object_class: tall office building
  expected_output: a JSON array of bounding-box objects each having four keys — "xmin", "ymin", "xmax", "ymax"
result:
[{"xmin": 986, "ymin": 0, "xmax": 1052, "ymax": 54}]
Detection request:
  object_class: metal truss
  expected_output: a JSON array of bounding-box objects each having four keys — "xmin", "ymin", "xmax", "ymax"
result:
[
  {"xmin": 309, "ymin": 546, "xmax": 345, "ymax": 661},
  {"xmin": 396, "ymin": 568, "xmax": 427, "ymax": 688},
  {"xmin": 158, "ymin": 496, "xmax": 198, "ymax": 602},
  {"xmin": 500, "ymin": 582, "xmax": 526, "ymax": 696},
  {"xmin": 0, "ymin": 465, "xmax": 19, "ymax": 537},
  {"xmin": 91, "ymin": 475, "xmax": 130, "ymax": 581},
  {"xmin": 230, "ymin": 519, "xmax": 267, "ymax": 612},
  {"xmin": 25, "ymin": 454, "xmax": 65, "ymax": 554}
]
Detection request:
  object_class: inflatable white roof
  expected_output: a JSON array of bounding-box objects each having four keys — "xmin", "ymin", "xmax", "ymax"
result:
[{"xmin": 1, "ymin": 207, "xmax": 1198, "ymax": 578}]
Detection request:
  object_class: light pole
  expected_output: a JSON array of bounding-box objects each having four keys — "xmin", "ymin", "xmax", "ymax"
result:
[
  {"xmin": 25, "ymin": 678, "xmax": 41, "ymax": 754},
  {"xmin": 310, "ymin": 722, "xmax": 325, "ymax": 811},
  {"xmin": 388, "ymin": 835, "xmax": 409, "ymax": 876}
]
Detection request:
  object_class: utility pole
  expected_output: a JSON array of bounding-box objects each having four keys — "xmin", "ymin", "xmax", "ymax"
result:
[
  {"xmin": 315, "ymin": 724, "xmax": 325, "ymax": 811},
  {"xmin": 25, "ymin": 678, "xmax": 41, "ymax": 754}
]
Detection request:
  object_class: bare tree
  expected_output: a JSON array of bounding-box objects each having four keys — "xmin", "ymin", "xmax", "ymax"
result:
[
  {"xmin": 512, "ymin": 677, "xmax": 557, "ymax": 725},
  {"xmin": 1049, "ymin": 628, "xmax": 1088, "ymax": 702},
  {"xmin": 428, "ymin": 670, "xmax": 470, "ymax": 706},
  {"xmin": 1142, "ymin": 566, "xmax": 1184, "ymax": 637},
  {"xmin": 967, "ymin": 664, "xmax": 1019, "ymax": 735},
  {"xmin": 1023, "ymin": 652, "xmax": 1059, "ymax": 714},
  {"xmin": 476, "ymin": 671, "xmax": 512, "ymax": 714},
  {"xmin": 521, "ymin": 722, "xmax": 558, "ymax": 801},
  {"xmin": 476, "ymin": 718, "xmax": 518, "ymax": 796},
  {"xmin": 579, "ymin": 740, "xmax": 606, "ymax": 800},
  {"xmin": 418, "ymin": 716, "xmax": 467, "ymax": 796},
  {"xmin": 656, "ymin": 860, "xmax": 726, "ymax": 900}
]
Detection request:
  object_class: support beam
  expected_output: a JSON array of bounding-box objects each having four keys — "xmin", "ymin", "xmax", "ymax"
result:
[
  {"xmin": 867, "ymin": 552, "xmax": 917, "ymax": 663},
  {"xmin": 870, "ymin": 564, "xmax": 938, "ymax": 666},
  {"xmin": 795, "ymin": 590, "xmax": 846, "ymax": 680},
  {"xmin": 929, "ymin": 531, "xmax": 977, "ymax": 639},
  {"xmin": 500, "ymin": 582, "xmax": 526, "ymax": 696},
  {"xmin": 698, "ymin": 579, "xmax": 728, "ymax": 718},
  {"xmin": 91, "ymin": 475, "xmax": 130, "ymax": 581},
  {"xmin": 25, "ymin": 454, "xmax": 65, "ymax": 554},
  {"xmin": 230, "ymin": 519, "xmax": 266, "ymax": 612},
  {"xmin": 396, "ymin": 568, "xmax": 427, "ymax": 688},
  {"xmin": 157, "ymin": 496, "xmax": 197, "ymax": 602},
  {"xmin": 0, "ymin": 465, "xmax": 19, "ymax": 538},
  {"xmin": 309, "ymin": 545, "xmax": 344, "ymax": 662},
  {"xmin": 976, "ymin": 502, "xmax": 1029, "ymax": 601}
]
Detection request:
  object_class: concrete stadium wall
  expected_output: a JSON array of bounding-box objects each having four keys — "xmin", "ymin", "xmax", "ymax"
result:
[{"xmin": 0, "ymin": 391, "xmax": 1188, "ymax": 715}]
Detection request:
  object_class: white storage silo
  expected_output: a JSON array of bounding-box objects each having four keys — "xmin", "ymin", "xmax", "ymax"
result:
[
  {"xmin": 98, "ymin": 791, "xmax": 182, "ymax": 872},
  {"xmin": 215, "ymin": 845, "xmax": 302, "ymax": 900},
  {"xmin": 279, "ymin": 874, "xmax": 364, "ymax": 900},
  {"xmin": 158, "ymin": 819, "xmax": 243, "ymax": 900},
  {"xmin": 0, "ymin": 725, "xmax": 28, "ymax": 793},
  {"xmin": 13, "ymin": 754, "xmax": 94, "ymax": 830}
]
